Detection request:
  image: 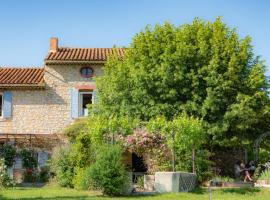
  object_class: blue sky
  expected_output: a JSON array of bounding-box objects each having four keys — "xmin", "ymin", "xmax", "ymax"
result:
[{"xmin": 0, "ymin": 0, "xmax": 269, "ymax": 74}]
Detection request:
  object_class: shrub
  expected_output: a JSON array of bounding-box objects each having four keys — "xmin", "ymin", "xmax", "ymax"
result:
[
  {"xmin": 20, "ymin": 149, "xmax": 38, "ymax": 169},
  {"xmin": 175, "ymin": 148, "xmax": 213, "ymax": 183},
  {"xmin": 23, "ymin": 168, "xmax": 38, "ymax": 183},
  {"xmin": 64, "ymin": 118, "xmax": 89, "ymax": 142},
  {"xmin": 73, "ymin": 168, "xmax": 86, "ymax": 190},
  {"xmin": 258, "ymin": 170, "xmax": 270, "ymax": 180},
  {"xmin": 73, "ymin": 167, "xmax": 93, "ymax": 190},
  {"xmin": 72, "ymin": 133, "xmax": 95, "ymax": 168},
  {"xmin": 259, "ymin": 148, "xmax": 270, "ymax": 164},
  {"xmin": 50, "ymin": 131, "xmax": 95, "ymax": 187},
  {"xmin": 38, "ymin": 166, "xmax": 51, "ymax": 182},
  {"xmin": 0, "ymin": 144, "xmax": 16, "ymax": 167},
  {"xmin": 50, "ymin": 145, "xmax": 76, "ymax": 187},
  {"xmin": 88, "ymin": 145, "xmax": 128, "ymax": 196},
  {"xmin": 253, "ymin": 164, "xmax": 270, "ymax": 181},
  {"xmin": 62, "ymin": 119, "xmax": 95, "ymax": 169},
  {"xmin": 193, "ymin": 149, "xmax": 213, "ymax": 183},
  {"xmin": 212, "ymin": 176, "xmax": 234, "ymax": 183},
  {"xmin": 136, "ymin": 176, "xmax": 144, "ymax": 190},
  {"xmin": 0, "ymin": 158, "xmax": 14, "ymax": 188}
]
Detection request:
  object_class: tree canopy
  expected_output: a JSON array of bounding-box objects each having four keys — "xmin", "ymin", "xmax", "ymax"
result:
[{"xmin": 96, "ymin": 17, "xmax": 270, "ymax": 147}]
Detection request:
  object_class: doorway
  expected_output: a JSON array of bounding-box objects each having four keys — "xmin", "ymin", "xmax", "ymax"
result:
[
  {"xmin": 132, "ymin": 153, "xmax": 147, "ymax": 183},
  {"xmin": 79, "ymin": 92, "xmax": 92, "ymax": 117}
]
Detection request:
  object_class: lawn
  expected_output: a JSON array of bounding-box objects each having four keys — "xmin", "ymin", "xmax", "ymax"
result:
[{"xmin": 0, "ymin": 186, "xmax": 270, "ymax": 200}]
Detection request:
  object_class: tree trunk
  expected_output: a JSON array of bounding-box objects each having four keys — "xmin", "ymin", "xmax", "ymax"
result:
[
  {"xmin": 172, "ymin": 149, "xmax": 176, "ymax": 172},
  {"xmin": 172, "ymin": 132, "xmax": 176, "ymax": 172}
]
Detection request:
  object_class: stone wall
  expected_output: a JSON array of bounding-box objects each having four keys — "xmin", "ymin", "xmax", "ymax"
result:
[{"xmin": 0, "ymin": 64, "xmax": 103, "ymax": 135}]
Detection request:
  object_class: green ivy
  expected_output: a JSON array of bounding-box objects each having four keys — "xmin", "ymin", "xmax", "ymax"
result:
[
  {"xmin": 20, "ymin": 149, "xmax": 38, "ymax": 169},
  {"xmin": 0, "ymin": 144, "xmax": 16, "ymax": 167}
]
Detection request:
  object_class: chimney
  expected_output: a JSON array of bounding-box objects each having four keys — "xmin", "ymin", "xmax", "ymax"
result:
[{"xmin": 50, "ymin": 37, "xmax": 58, "ymax": 53}]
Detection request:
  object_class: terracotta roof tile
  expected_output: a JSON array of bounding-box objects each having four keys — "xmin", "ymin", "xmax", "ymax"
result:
[
  {"xmin": 45, "ymin": 47, "xmax": 125, "ymax": 63},
  {"xmin": 0, "ymin": 67, "xmax": 44, "ymax": 86}
]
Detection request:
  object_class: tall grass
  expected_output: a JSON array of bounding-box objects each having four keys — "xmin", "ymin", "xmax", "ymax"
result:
[{"xmin": 258, "ymin": 170, "xmax": 270, "ymax": 180}]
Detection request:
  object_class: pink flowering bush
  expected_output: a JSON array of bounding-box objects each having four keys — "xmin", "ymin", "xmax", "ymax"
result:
[{"xmin": 121, "ymin": 128, "xmax": 171, "ymax": 174}]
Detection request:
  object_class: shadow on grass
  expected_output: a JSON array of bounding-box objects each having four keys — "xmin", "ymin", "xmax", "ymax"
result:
[
  {"xmin": 221, "ymin": 187, "xmax": 260, "ymax": 195},
  {"xmin": 3, "ymin": 195, "xmax": 159, "ymax": 200},
  {"xmin": 115, "ymin": 193, "xmax": 158, "ymax": 199},
  {"xmin": 0, "ymin": 196, "xmax": 94, "ymax": 200},
  {"xmin": 16, "ymin": 183, "xmax": 47, "ymax": 188},
  {"xmin": 7, "ymin": 187, "xmax": 35, "ymax": 191},
  {"xmin": 189, "ymin": 187, "xmax": 207, "ymax": 194},
  {"xmin": 3, "ymin": 187, "xmax": 51, "ymax": 192},
  {"xmin": 0, "ymin": 191, "xmax": 158, "ymax": 200}
]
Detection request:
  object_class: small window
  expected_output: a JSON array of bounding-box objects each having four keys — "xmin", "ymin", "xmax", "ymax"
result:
[
  {"xmin": 80, "ymin": 67, "xmax": 94, "ymax": 78},
  {"xmin": 0, "ymin": 94, "xmax": 2, "ymax": 117},
  {"xmin": 79, "ymin": 92, "xmax": 92, "ymax": 117}
]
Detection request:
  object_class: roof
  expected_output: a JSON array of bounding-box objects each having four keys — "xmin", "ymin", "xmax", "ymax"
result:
[
  {"xmin": 0, "ymin": 67, "xmax": 45, "ymax": 89},
  {"xmin": 45, "ymin": 47, "xmax": 125, "ymax": 64}
]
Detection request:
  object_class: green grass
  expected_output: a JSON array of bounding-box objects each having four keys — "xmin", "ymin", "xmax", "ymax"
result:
[{"xmin": 0, "ymin": 186, "xmax": 270, "ymax": 200}]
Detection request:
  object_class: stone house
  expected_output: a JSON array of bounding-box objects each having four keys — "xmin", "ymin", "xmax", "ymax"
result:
[{"xmin": 0, "ymin": 38, "xmax": 124, "ymax": 173}]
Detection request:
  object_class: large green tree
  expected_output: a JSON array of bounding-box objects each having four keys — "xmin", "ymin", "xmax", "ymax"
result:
[{"xmin": 96, "ymin": 18, "xmax": 270, "ymax": 146}]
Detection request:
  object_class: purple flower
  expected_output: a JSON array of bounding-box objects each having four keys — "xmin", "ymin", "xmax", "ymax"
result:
[{"xmin": 127, "ymin": 137, "xmax": 133, "ymax": 144}]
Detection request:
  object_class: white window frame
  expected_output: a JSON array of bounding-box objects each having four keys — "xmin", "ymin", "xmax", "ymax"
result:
[
  {"xmin": 79, "ymin": 91, "xmax": 93, "ymax": 117},
  {"xmin": 0, "ymin": 93, "xmax": 3, "ymax": 118}
]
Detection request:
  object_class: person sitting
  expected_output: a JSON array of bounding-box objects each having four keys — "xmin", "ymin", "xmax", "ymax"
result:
[
  {"xmin": 234, "ymin": 160, "xmax": 243, "ymax": 179},
  {"xmin": 246, "ymin": 161, "xmax": 256, "ymax": 177},
  {"xmin": 234, "ymin": 160, "xmax": 253, "ymax": 182},
  {"xmin": 242, "ymin": 162, "xmax": 253, "ymax": 182}
]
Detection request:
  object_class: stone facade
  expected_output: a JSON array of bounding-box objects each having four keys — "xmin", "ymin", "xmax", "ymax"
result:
[{"xmin": 0, "ymin": 64, "xmax": 103, "ymax": 135}]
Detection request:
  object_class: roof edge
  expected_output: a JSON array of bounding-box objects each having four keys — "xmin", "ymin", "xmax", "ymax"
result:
[
  {"xmin": 0, "ymin": 83, "xmax": 46, "ymax": 89},
  {"xmin": 45, "ymin": 60, "xmax": 106, "ymax": 65},
  {"xmin": 0, "ymin": 67, "xmax": 44, "ymax": 69}
]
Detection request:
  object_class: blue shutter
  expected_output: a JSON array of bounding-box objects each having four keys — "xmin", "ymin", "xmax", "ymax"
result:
[
  {"xmin": 92, "ymin": 89, "xmax": 98, "ymax": 104},
  {"xmin": 3, "ymin": 91, "xmax": 12, "ymax": 118},
  {"xmin": 71, "ymin": 88, "xmax": 79, "ymax": 119}
]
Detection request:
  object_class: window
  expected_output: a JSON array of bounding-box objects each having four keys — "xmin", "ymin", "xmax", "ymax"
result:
[
  {"xmin": 80, "ymin": 67, "xmax": 94, "ymax": 78},
  {"xmin": 79, "ymin": 92, "xmax": 92, "ymax": 117},
  {"xmin": 0, "ymin": 94, "xmax": 2, "ymax": 117}
]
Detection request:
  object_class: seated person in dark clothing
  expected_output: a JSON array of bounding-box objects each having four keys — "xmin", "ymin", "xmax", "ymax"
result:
[{"xmin": 246, "ymin": 161, "xmax": 256, "ymax": 177}]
